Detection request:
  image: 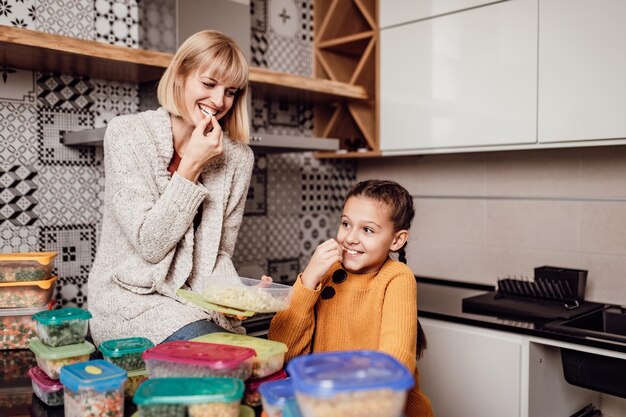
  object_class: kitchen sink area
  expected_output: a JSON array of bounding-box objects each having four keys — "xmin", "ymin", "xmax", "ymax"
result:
[{"xmin": 546, "ymin": 306, "xmax": 626, "ymax": 344}]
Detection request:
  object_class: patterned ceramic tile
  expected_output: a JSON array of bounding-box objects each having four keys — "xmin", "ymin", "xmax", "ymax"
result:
[
  {"xmin": 92, "ymin": 78, "xmax": 139, "ymax": 127},
  {"xmin": 265, "ymin": 0, "xmax": 312, "ymax": 76},
  {"xmin": 267, "ymin": 215, "xmax": 300, "ymax": 259},
  {"xmin": 0, "ymin": 69, "xmax": 36, "ymax": 103},
  {"xmin": 267, "ymin": 153, "xmax": 301, "ymax": 216},
  {"xmin": 245, "ymin": 154, "xmax": 268, "ymax": 215},
  {"xmin": 299, "ymin": 212, "xmax": 334, "ymax": 264},
  {"xmin": 138, "ymin": 0, "xmax": 176, "ymax": 53},
  {"xmin": 233, "ymin": 215, "xmax": 268, "ymax": 265},
  {"xmin": 40, "ymin": 224, "xmax": 97, "ymax": 279},
  {"xmin": 35, "ymin": 0, "xmax": 96, "ymax": 40},
  {"xmin": 0, "ymin": 165, "xmax": 38, "ymax": 227},
  {"xmin": 0, "ymin": 224, "xmax": 40, "ymax": 252},
  {"xmin": 95, "ymin": 0, "xmax": 139, "ymax": 47},
  {"xmin": 54, "ymin": 276, "xmax": 88, "ymax": 308},
  {"xmin": 0, "ymin": 101, "xmax": 38, "ymax": 166},
  {"xmin": 37, "ymin": 73, "xmax": 96, "ymax": 110},
  {"xmin": 250, "ymin": 97, "xmax": 269, "ymax": 132},
  {"xmin": 0, "ymin": 0, "xmax": 36, "ymax": 28},
  {"xmin": 268, "ymin": 257, "xmax": 299, "ymax": 284},
  {"xmin": 36, "ymin": 165, "xmax": 102, "ymax": 226},
  {"xmin": 38, "ymin": 108, "xmax": 95, "ymax": 166},
  {"xmin": 302, "ymin": 156, "xmax": 357, "ymax": 213}
]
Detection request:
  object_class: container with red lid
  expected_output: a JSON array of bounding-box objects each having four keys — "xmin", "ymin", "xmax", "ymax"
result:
[
  {"xmin": 142, "ymin": 341, "xmax": 256, "ymax": 380},
  {"xmin": 244, "ymin": 368, "xmax": 287, "ymax": 407},
  {"xmin": 28, "ymin": 366, "xmax": 64, "ymax": 406}
]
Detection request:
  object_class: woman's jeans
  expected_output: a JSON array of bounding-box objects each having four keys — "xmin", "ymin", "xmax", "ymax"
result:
[{"xmin": 161, "ymin": 319, "xmax": 230, "ymax": 343}]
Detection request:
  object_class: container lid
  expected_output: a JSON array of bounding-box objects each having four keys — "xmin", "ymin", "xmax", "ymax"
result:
[
  {"xmin": 258, "ymin": 377, "xmax": 294, "ymax": 406},
  {"xmin": 246, "ymin": 369, "xmax": 287, "ymax": 392},
  {"xmin": 99, "ymin": 337, "xmax": 154, "ymax": 359},
  {"xmin": 32, "ymin": 307, "xmax": 92, "ymax": 325},
  {"xmin": 142, "ymin": 341, "xmax": 256, "ymax": 370},
  {"xmin": 0, "ymin": 252, "xmax": 57, "ymax": 265},
  {"xmin": 28, "ymin": 366, "xmax": 63, "ymax": 393},
  {"xmin": 29, "ymin": 338, "xmax": 95, "ymax": 360},
  {"xmin": 286, "ymin": 350, "xmax": 414, "ymax": 397},
  {"xmin": 192, "ymin": 332, "xmax": 287, "ymax": 360},
  {"xmin": 60, "ymin": 360, "xmax": 126, "ymax": 393},
  {"xmin": 0, "ymin": 275, "xmax": 57, "ymax": 289},
  {"xmin": 133, "ymin": 377, "xmax": 244, "ymax": 405},
  {"xmin": 0, "ymin": 302, "xmax": 52, "ymax": 317},
  {"xmin": 127, "ymin": 368, "xmax": 148, "ymax": 378}
]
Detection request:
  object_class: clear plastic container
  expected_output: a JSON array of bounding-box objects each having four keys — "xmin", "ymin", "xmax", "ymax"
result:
[
  {"xmin": 29, "ymin": 338, "xmax": 95, "ymax": 379},
  {"xmin": 124, "ymin": 368, "xmax": 148, "ymax": 398},
  {"xmin": 201, "ymin": 276, "xmax": 294, "ymax": 313},
  {"xmin": 259, "ymin": 377, "xmax": 294, "ymax": 417},
  {"xmin": 0, "ymin": 348, "xmax": 38, "ymax": 389},
  {"xmin": 32, "ymin": 307, "xmax": 92, "ymax": 347},
  {"xmin": 133, "ymin": 377, "xmax": 243, "ymax": 417},
  {"xmin": 192, "ymin": 332, "xmax": 287, "ymax": 378},
  {"xmin": 28, "ymin": 366, "xmax": 64, "ymax": 406},
  {"xmin": 142, "ymin": 341, "xmax": 255, "ymax": 380},
  {"xmin": 283, "ymin": 399, "xmax": 303, "ymax": 417},
  {"xmin": 244, "ymin": 369, "xmax": 287, "ymax": 407},
  {"xmin": 60, "ymin": 359, "xmax": 127, "ymax": 417},
  {"xmin": 287, "ymin": 350, "xmax": 414, "ymax": 417},
  {"xmin": 0, "ymin": 302, "xmax": 53, "ymax": 350},
  {"xmin": 99, "ymin": 337, "xmax": 153, "ymax": 371},
  {"xmin": 0, "ymin": 252, "xmax": 57, "ymax": 282},
  {"xmin": 0, "ymin": 276, "xmax": 57, "ymax": 308}
]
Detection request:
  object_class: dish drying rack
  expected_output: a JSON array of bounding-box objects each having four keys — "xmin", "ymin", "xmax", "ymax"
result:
[{"xmin": 496, "ymin": 276, "xmax": 581, "ymax": 310}]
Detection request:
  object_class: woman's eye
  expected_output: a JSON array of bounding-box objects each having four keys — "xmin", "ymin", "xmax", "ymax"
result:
[
  {"xmin": 225, "ymin": 90, "xmax": 237, "ymax": 97},
  {"xmin": 202, "ymin": 82, "xmax": 215, "ymax": 88}
]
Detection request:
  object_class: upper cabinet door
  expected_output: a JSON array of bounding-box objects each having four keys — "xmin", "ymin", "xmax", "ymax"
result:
[
  {"xmin": 380, "ymin": 0, "xmax": 502, "ymax": 29},
  {"xmin": 380, "ymin": 0, "xmax": 538, "ymax": 152},
  {"xmin": 538, "ymin": 0, "xmax": 626, "ymax": 143}
]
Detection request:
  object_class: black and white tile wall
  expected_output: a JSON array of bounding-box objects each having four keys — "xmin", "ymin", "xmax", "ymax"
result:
[{"xmin": 1, "ymin": 0, "xmax": 355, "ymax": 309}]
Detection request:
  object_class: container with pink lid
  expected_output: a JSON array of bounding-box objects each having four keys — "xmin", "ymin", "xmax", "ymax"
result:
[
  {"xmin": 142, "ymin": 341, "xmax": 256, "ymax": 380},
  {"xmin": 28, "ymin": 366, "xmax": 64, "ymax": 406}
]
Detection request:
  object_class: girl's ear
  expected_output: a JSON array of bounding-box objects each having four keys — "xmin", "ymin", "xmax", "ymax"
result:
[{"xmin": 390, "ymin": 230, "xmax": 409, "ymax": 252}]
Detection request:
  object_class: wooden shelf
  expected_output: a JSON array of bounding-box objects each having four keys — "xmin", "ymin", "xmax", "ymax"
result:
[
  {"xmin": 315, "ymin": 149, "xmax": 382, "ymax": 159},
  {"xmin": 0, "ymin": 26, "xmax": 367, "ymax": 101}
]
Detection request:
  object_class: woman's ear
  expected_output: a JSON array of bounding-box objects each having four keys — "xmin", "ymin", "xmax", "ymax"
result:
[{"xmin": 390, "ymin": 230, "xmax": 409, "ymax": 252}]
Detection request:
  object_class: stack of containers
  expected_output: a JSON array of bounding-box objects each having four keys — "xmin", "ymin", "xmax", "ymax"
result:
[
  {"xmin": 259, "ymin": 378, "xmax": 295, "ymax": 417},
  {"xmin": 28, "ymin": 307, "xmax": 95, "ymax": 406},
  {"xmin": 98, "ymin": 337, "xmax": 153, "ymax": 398}
]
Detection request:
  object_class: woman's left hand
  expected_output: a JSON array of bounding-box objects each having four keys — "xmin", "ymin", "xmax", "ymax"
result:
[{"xmin": 178, "ymin": 115, "xmax": 224, "ymax": 182}]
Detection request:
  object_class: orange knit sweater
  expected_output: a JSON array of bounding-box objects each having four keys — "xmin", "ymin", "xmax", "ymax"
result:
[{"xmin": 268, "ymin": 258, "xmax": 434, "ymax": 417}]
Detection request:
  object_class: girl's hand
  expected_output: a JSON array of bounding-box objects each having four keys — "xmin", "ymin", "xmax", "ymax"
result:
[
  {"xmin": 301, "ymin": 238, "xmax": 343, "ymax": 290},
  {"xmin": 178, "ymin": 115, "xmax": 224, "ymax": 182}
]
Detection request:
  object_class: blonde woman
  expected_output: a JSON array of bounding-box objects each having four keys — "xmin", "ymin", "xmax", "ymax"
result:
[{"xmin": 88, "ymin": 30, "xmax": 254, "ymax": 345}]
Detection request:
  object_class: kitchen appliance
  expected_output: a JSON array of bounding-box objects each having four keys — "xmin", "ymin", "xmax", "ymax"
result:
[{"xmin": 462, "ymin": 266, "xmax": 604, "ymax": 320}]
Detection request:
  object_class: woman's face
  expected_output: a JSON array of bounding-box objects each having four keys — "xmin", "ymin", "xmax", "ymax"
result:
[{"xmin": 182, "ymin": 66, "xmax": 239, "ymax": 126}]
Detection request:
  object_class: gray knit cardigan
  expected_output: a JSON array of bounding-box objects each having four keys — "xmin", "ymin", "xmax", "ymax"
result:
[{"xmin": 87, "ymin": 107, "xmax": 254, "ymax": 345}]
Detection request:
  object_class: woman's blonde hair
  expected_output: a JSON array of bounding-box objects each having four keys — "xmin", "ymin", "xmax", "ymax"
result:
[{"xmin": 158, "ymin": 30, "xmax": 250, "ymax": 143}]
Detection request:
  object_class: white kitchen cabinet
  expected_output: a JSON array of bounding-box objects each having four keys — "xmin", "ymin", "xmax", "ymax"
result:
[
  {"xmin": 380, "ymin": 0, "xmax": 537, "ymax": 152},
  {"xmin": 538, "ymin": 0, "xmax": 626, "ymax": 143},
  {"xmin": 380, "ymin": 0, "xmax": 501, "ymax": 29},
  {"xmin": 419, "ymin": 318, "xmax": 526, "ymax": 417}
]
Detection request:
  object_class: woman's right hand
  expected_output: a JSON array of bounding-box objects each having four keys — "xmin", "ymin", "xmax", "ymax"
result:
[
  {"xmin": 301, "ymin": 238, "xmax": 343, "ymax": 290},
  {"xmin": 177, "ymin": 115, "xmax": 223, "ymax": 182}
]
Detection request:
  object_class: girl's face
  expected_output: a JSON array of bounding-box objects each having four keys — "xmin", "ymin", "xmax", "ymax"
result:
[
  {"xmin": 182, "ymin": 66, "xmax": 239, "ymax": 126},
  {"xmin": 337, "ymin": 195, "xmax": 407, "ymax": 274}
]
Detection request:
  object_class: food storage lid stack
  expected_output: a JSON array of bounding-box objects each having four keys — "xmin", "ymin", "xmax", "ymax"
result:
[
  {"xmin": 258, "ymin": 377, "xmax": 294, "ymax": 407},
  {"xmin": 28, "ymin": 366, "xmax": 63, "ymax": 392},
  {"xmin": 192, "ymin": 332, "xmax": 287, "ymax": 360},
  {"xmin": 60, "ymin": 360, "xmax": 127, "ymax": 393},
  {"xmin": 99, "ymin": 337, "xmax": 154, "ymax": 358},
  {"xmin": 133, "ymin": 377, "xmax": 244, "ymax": 405},
  {"xmin": 142, "ymin": 341, "xmax": 256, "ymax": 370},
  {"xmin": 286, "ymin": 350, "xmax": 414, "ymax": 397}
]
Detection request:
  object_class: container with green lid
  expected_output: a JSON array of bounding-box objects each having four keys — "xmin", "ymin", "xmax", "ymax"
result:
[
  {"xmin": 133, "ymin": 377, "xmax": 244, "ymax": 417},
  {"xmin": 32, "ymin": 307, "xmax": 92, "ymax": 347},
  {"xmin": 192, "ymin": 332, "xmax": 287, "ymax": 378},
  {"xmin": 99, "ymin": 337, "xmax": 153, "ymax": 371},
  {"xmin": 29, "ymin": 338, "xmax": 95, "ymax": 379}
]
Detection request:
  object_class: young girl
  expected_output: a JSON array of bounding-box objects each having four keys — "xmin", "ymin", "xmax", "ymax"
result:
[{"xmin": 269, "ymin": 179, "xmax": 434, "ymax": 417}]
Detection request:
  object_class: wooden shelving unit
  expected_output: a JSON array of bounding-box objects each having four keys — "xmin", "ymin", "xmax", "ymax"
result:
[{"xmin": 314, "ymin": 0, "xmax": 379, "ymax": 158}]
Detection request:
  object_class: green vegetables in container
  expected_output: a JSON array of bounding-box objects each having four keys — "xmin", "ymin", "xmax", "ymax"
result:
[
  {"xmin": 32, "ymin": 307, "xmax": 92, "ymax": 347},
  {"xmin": 99, "ymin": 337, "xmax": 154, "ymax": 371}
]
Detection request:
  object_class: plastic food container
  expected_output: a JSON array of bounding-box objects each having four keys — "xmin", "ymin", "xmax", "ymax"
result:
[
  {"xmin": 29, "ymin": 338, "xmax": 95, "ymax": 379},
  {"xmin": 244, "ymin": 369, "xmax": 287, "ymax": 407},
  {"xmin": 142, "ymin": 341, "xmax": 255, "ymax": 380},
  {"xmin": 282, "ymin": 399, "xmax": 303, "ymax": 417},
  {"xmin": 28, "ymin": 366, "xmax": 64, "ymax": 406},
  {"xmin": 0, "ymin": 252, "xmax": 57, "ymax": 282},
  {"xmin": 0, "ymin": 348, "xmax": 38, "ymax": 389},
  {"xmin": 0, "ymin": 276, "xmax": 57, "ymax": 308},
  {"xmin": 60, "ymin": 359, "xmax": 127, "ymax": 417},
  {"xmin": 0, "ymin": 302, "xmax": 53, "ymax": 350},
  {"xmin": 259, "ymin": 377, "xmax": 294, "ymax": 417},
  {"xmin": 133, "ymin": 377, "xmax": 243, "ymax": 417},
  {"xmin": 192, "ymin": 332, "xmax": 287, "ymax": 378},
  {"xmin": 202, "ymin": 276, "xmax": 294, "ymax": 313},
  {"xmin": 99, "ymin": 337, "xmax": 153, "ymax": 371},
  {"xmin": 287, "ymin": 350, "xmax": 414, "ymax": 417},
  {"xmin": 124, "ymin": 368, "xmax": 148, "ymax": 398},
  {"xmin": 33, "ymin": 307, "xmax": 92, "ymax": 347}
]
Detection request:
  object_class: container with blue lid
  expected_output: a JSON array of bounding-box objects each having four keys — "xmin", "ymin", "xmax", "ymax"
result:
[
  {"xmin": 99, "ymin": 337, "xmax": 153, "ymax": 371},
  {"xmin": 133, "ymin": 377, "xmax": 243, "ymax": 417},
  {"xmin": 259, "ymin": 377, "xmax": 294, "ymax": 417},
  {"xmin": 32, "ymin": 307, "xmax": 92, "ymax": 347},
  {"xmin": 60, "ymin": 359, "xmax": 127, "ymax": 417},
  {"xmin": 287, "ymin": 350, "xmax": 414, "ymax": 417}
]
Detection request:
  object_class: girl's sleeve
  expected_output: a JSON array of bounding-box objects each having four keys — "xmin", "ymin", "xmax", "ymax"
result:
[
  {"xmin": 379, "ymin": 270, "xmax": 419, "ymax": 372},
  {"xmin": 105, "ymin": 118, "xmax": 208, "ymax": 264},
  {"xmin": 268, "ymin": 275, "xmax": 321, "ymax": 361}
]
